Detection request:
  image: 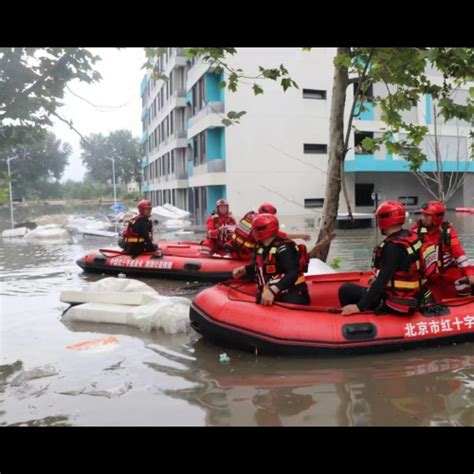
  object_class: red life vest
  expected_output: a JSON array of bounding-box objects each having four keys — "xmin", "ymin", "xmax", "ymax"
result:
[
  {"xmin": 255, "ymin": 237, "xmax": 309, "ymax": 290},
  {"xmin": 207, "ymin": 212, "xmax": 235, "ymax": 241},
  {"xmin": 411, "ymin": 219, "xmax": 439, "ymax": 279},
  {"xmin": 414, "ymin": 220, "xmax": 469, "ymax": 274},
  {"xmin": 123, "ymin": 215, "xmax": 153, "ymax": 243},
  {"xmin": 232, "ymin": 211, "xmax": 257, "ymax": 250},
  {"xmin": 372, "ymin": 230, "xmax": 426, "ymax": 314}
]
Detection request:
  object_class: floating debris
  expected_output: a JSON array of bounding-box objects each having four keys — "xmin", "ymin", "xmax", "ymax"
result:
[
  {"xmin": 219, "ymin": 353, "xmax": 231, "ymax": 364},
  {"xmin": 10, "ymin": 364, "xmax": 59, "ymax": 387},
  {"xmin": 66, "ymin": 336, "xmax": 119, "ymax": 351}
]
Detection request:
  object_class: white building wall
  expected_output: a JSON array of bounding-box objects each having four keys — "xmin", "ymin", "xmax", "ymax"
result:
[
  {"xmin": 224, "ymin": 47, "xmax": 339, "ymax": 217},
  {"xmin": 140, "ymin": 48, "xmax": 474, "ymax": 218}
]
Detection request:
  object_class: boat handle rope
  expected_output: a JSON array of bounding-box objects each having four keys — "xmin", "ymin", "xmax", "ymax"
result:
[
  {"xmin": 221, "ymin": 281, "xmax": 474, "ymax": 313},
  {"xmin": 221, "ymin": 281, "xmax": 352, "ymax": 314}
]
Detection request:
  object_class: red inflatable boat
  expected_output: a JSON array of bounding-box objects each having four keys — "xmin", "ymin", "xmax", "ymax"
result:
[
  {"xmin": 190, "ymin": 271, "xmax": 474, "ymax": 355},
  {"xmin": 76, "ymin": 241, "xmax": 249, "ymax": 281}
]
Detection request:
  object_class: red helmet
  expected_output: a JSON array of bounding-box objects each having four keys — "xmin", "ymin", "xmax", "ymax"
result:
[
  {"xmin": 138, "ymin": 199, "xmax": 152, "ymax": 215},
  {"xmin": 252, "ymin": 213, "xmax": 279, "ymax": 241},
  {"xmin": 258, "ymin": 202, "xmax": 277, "ymax": 215},
  {"xmin": 375, "ymin": 201, "xmax": 406, "ymax": 231},
  {"xmin": 421, "ymin": 201, "xmax": 446, "ymax": 226}
]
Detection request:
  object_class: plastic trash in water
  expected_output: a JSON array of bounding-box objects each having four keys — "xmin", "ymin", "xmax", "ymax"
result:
[
  {"xmin": 118, "ymin": 273, "xmax": 126, "ymax": 279},
  {"xmin": 65, "ymin": 270, "xmax": 72, "ymax": 280},
  {"xmin": 219, "ymin": 353, "xmax": 230, "ymax": 364},
  {"xmin": 67, "ymin": 336, "xmax": 119, "ymax": 351},
  {"xmin": 10, "ymin": 364, "xmax": 59, "ymax": 387}
]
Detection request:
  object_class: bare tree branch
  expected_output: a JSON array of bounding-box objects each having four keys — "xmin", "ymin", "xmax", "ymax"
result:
[{"xmin": 50, "ymin": 111, "xmax": 90, "ymax": 146}]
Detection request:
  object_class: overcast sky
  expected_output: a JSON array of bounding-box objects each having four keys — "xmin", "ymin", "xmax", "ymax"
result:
[{"xmin": 51, "ymin": 47, "xmax": 146, "ymax": 182}]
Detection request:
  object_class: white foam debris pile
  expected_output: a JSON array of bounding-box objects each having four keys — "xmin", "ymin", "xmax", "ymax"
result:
[{"xmin": 61, "ymin": 277, "xmax": 191, "ymax": 335}]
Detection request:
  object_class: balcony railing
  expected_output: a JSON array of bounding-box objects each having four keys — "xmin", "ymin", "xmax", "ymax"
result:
[
  {"xmin": 175, "ymin": 170, "xmax": 188, "ymax": 180},
  {"xmin": 207, "ymin": 159, "xmax": 226, "ymax": 173},
  {"xmin": 188, "ymin": 102, "xmax": 225, "ymax": 128}
]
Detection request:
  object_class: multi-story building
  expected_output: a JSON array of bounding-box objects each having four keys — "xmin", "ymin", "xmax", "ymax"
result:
[{"xmin": 140, "ymin": 48, "xmax": 474, "ymax": 223}]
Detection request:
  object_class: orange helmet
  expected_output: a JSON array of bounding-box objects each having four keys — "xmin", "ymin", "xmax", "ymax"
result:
[
  {"xmin": 138, "ymin": 199, "xmax": 152, "ymax": 215},
  {"xmin": 421, "ymin": 201, "xmax": 446, "ymax": 226},
  {"xmin": 252, "ymin": 213, "xmax": 279, "ymax": 241},
  {"xmin": 258, "ymin": 202, "xmax": 277, "ymax": 215},
  {"xmin": 375, "ymin": 201, "xmax": 406, "ymax": 231}
]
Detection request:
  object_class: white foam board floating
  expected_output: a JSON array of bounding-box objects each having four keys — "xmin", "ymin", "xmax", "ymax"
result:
[
  {"xmin": 24, "ymin": 224, "xmax": 72, "ymax": 243},
  {"xmin": 61, "ymin": 277, "xmax": 191, "ymax": 335},
  {"xmin": 1, "ymin": 227, "xmax": 29, "ymax": 238},
  {"xmin": 304, "ymin": 258, "xmax": 336, "ymax": 276}
]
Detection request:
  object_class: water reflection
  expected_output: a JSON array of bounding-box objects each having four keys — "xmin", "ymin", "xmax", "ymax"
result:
[{"xmin": 66, "ymin": 317, "xmax": 472, "ymax": 426}]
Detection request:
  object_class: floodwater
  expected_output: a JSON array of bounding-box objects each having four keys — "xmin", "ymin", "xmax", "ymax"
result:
[{"xmin": 1, "ymin": 208, "xmax": 473, "ymax": 426}]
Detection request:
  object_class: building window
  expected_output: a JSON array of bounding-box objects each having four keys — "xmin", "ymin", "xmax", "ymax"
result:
[
  {"xmin": 355, "ymin": 183, "xmax": 374, "ymax": 206},
  {"xmin": 354, "ymin": 83, "xmax": 374, "ymax": 102},
  {"xmin": 304, "ymin": 144, "xmax": 327, "ymax": 154},
  {"xmin": 170, "ymin": 111, "xmax": 174, "ymax": 135},
  {"xmin": 192, "ymin": 86, "xmax": 198, "ymax": 115},
  {"xmin": 304, "ymin": 198, "xmax": 324, "ymax": 208},
  {"xmin": 200, "ymin": 132, "xmax": 206, "ymax": 163},
  {"xmin": 192, "ymin": 77, "xmax": 206, "ymax": 116},
  {"xmin": 193, "ymin": 136, "xmax": 199, "ymax": 165},
  {"xmin": 399, "ymin": 196, "xmax": 418, "ymax": 206},
  {"xmin": 192, "ymin": 132, "xmax": 206, "ymax": 165},
  {"xmin": 354, "ymin": 131, "xmax": 374, "ymax": 154},
  {"xmin": 303, "ymin": 89, "xmax": 326, "ymax": 100},
  {"xmin": 199, "ymin": 77, "xmax": 206, "ymax": 109}
]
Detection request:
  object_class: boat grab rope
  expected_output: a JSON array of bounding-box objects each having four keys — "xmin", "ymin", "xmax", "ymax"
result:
[
  {"xmin": 220, "ymin": 280, "xmax": 346, "ymax": 314},
  {"xmin": 220, "ymin": 281, "xmax": 474, "ymax": 314}
]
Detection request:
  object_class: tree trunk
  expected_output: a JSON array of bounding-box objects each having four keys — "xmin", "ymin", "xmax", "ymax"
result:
[{"xmin": 316, "ymin": 48, "xmax": 349, "ymax": 262}]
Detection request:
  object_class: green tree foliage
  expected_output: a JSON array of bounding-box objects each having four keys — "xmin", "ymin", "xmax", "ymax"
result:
[
  {"xmin": 80, "ymin": 130, "xmax": 142, "ymax": 188},
  {"xmin": 0, "ymin": 48, "xmax": 101, "ymax": 150}
]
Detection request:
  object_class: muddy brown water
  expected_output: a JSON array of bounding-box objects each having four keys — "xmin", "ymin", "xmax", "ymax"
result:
[{"xmin": 1, "ymin": 210, "xmax": 473, "ymax": 426}]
